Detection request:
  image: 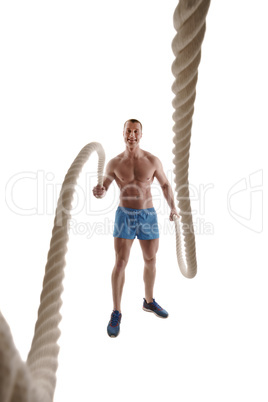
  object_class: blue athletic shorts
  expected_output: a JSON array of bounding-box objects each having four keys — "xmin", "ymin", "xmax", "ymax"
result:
[{"xmin": 113, "ymin": 206, "xmax": 160, "ymax": 240}]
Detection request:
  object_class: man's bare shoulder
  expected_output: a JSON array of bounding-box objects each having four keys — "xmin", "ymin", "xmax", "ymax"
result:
[
  {"xmin": 143, "ymin": 150, "xmax": 161, "ymax": 167},
  {"xmin": 106, "ymin": 152, "xmax": 124, "ymax": 169}
]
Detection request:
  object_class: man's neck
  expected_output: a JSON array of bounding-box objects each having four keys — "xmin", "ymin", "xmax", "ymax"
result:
[{"xmin": 124, "ymin": 146, "xmax": 143, "ymax": 159}]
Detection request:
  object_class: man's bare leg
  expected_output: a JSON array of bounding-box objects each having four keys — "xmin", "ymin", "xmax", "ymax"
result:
[
  {"xmin": 111, "ymin": 237, "xmax": 134, "ymax": 312},
  {"xmin": 139, "ymin": 238, "xmax": 159, "ymax": 303}
]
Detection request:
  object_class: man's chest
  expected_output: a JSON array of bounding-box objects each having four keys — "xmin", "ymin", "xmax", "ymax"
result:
[{"xmin": 115, "ymin": 158, "xmax": 156, "ymax": 183}]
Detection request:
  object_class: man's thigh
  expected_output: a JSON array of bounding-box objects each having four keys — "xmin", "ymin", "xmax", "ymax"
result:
[
  {"xmin": 114, "ymin": 237, "xmax": 135, "ymax": 260},
  {"xmin": 139, "ymin": 238, "xmax": 159, "ymax": 260}
]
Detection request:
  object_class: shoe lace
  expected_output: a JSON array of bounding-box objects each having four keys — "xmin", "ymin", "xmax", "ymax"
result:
[
  {"xmin": 151, "ymin": 299, "xmax": 163, "ymax": 311},
  {"xmin": 110, "ymin": 310, "xmax": 120, "ymax": 327}
]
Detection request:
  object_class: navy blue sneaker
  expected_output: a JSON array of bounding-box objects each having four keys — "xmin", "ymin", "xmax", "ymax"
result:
[
  {"xmin": 143, "ymin": 298, "xmax": 169, "ymax": 318},
  {"xmin": 107, "ymin": 310, "xmax": 122, "ymax": 337}
]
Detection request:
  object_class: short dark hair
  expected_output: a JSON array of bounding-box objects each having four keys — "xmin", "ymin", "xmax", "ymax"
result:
[{"xmin": 124, "ymin": 119, "xmax": 142, "ymax": 131}]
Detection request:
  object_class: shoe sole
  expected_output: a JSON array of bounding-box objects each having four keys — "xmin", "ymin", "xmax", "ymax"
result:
[{"xmin": 142, "ymin": 306, "xmax": 168, "ymax": 318}]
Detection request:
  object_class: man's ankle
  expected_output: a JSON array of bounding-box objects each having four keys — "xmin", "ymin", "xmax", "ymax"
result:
[{"xmin": 145, "ymin": 298, "xmax": 153, "ymax": 304}]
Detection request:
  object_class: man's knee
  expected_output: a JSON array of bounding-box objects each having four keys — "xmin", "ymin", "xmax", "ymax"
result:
[
  {"xmin": 143, "ymin": 254, "xmax": 156, "ymax": 266},
  {"xmin": 114, "ymin": 255, "xmax": 129, "ymax": 271}
]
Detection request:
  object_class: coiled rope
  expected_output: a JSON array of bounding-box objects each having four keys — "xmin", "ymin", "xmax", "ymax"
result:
[
  {"xmin": 0, "ymin": 1, "xmax": 210, "ymax": 400},
  {"xmin": 171, "ymin": 0, "xmax": 210, "ymax": 278},
  {"xmin": 1, "ymin": 143, "xmax": 105, "ymax": 402},
  {"xmin": 26, "ymin": 142, "xmax": 105, "ymax": 401}
]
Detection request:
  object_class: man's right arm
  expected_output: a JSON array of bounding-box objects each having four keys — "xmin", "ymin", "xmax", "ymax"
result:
[
  {"xmin": 92, "ymin": 158, "xmax": 115, "ymax": 198},
  {"xmin": 102, "ymin": 159, "xmax": 116, "ymax": 191}
]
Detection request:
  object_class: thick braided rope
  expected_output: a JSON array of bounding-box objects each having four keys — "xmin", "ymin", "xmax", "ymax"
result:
[
  {"xmin": 171, "ymin": 0, "xmax": 210, "ymax": 278},
  {"xmin": 1, "ymin": 143, "xmax": 105, "ymax": 401},
  {"xmin": 0, "ymin": 143, "xmax": 105, "ymax": 402},
  {"xmin": 0, "ymin": 311, "xmax": 39, "ymax": 402},
  {"xmin": 25, "ymin": 142, "xmax": 105, "ymax": 401}
]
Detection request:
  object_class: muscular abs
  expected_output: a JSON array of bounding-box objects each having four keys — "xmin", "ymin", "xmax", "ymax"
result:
[{"xmin": 114, "ymin": 154, "xmax": 156, "ymax": 209}]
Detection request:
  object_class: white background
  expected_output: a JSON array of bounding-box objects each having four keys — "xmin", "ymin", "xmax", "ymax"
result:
[{"xmin": 0, "ymin": 1, "xmax": 267, "ymax": 401}]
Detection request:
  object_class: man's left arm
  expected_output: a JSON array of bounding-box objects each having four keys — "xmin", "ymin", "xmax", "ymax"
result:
[{"xmin": 154, "ymin": 157, "xmax": 180, "ymax": 221}]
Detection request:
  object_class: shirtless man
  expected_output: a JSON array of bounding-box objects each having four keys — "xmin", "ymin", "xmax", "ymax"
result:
[{"xmin": 93, "ymin": 119, "xmax": 179, "ymax": 338}]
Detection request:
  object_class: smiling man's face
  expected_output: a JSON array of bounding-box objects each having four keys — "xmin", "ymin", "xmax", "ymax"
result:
[{"xmin": 123, "ymin": 121, "xmax": 142, "ymax": 149}]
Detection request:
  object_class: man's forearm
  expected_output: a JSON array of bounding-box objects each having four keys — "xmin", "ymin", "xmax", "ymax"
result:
[
  {"xmin": 103, "ymin": 176, "xmax": 113, "ymax": 192},
  {"xmin": 162, "ymin": 183, "xmax": 176, "ymax": 209}
]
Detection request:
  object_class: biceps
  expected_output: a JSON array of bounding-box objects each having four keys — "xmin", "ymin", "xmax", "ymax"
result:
[
  {"xmin": 103, "ymin": 167, "xmax": 115, "ymax": 189},
  {"xmin": 155, "ymin": 168, "xmax": 168, "ymax": 188}
]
